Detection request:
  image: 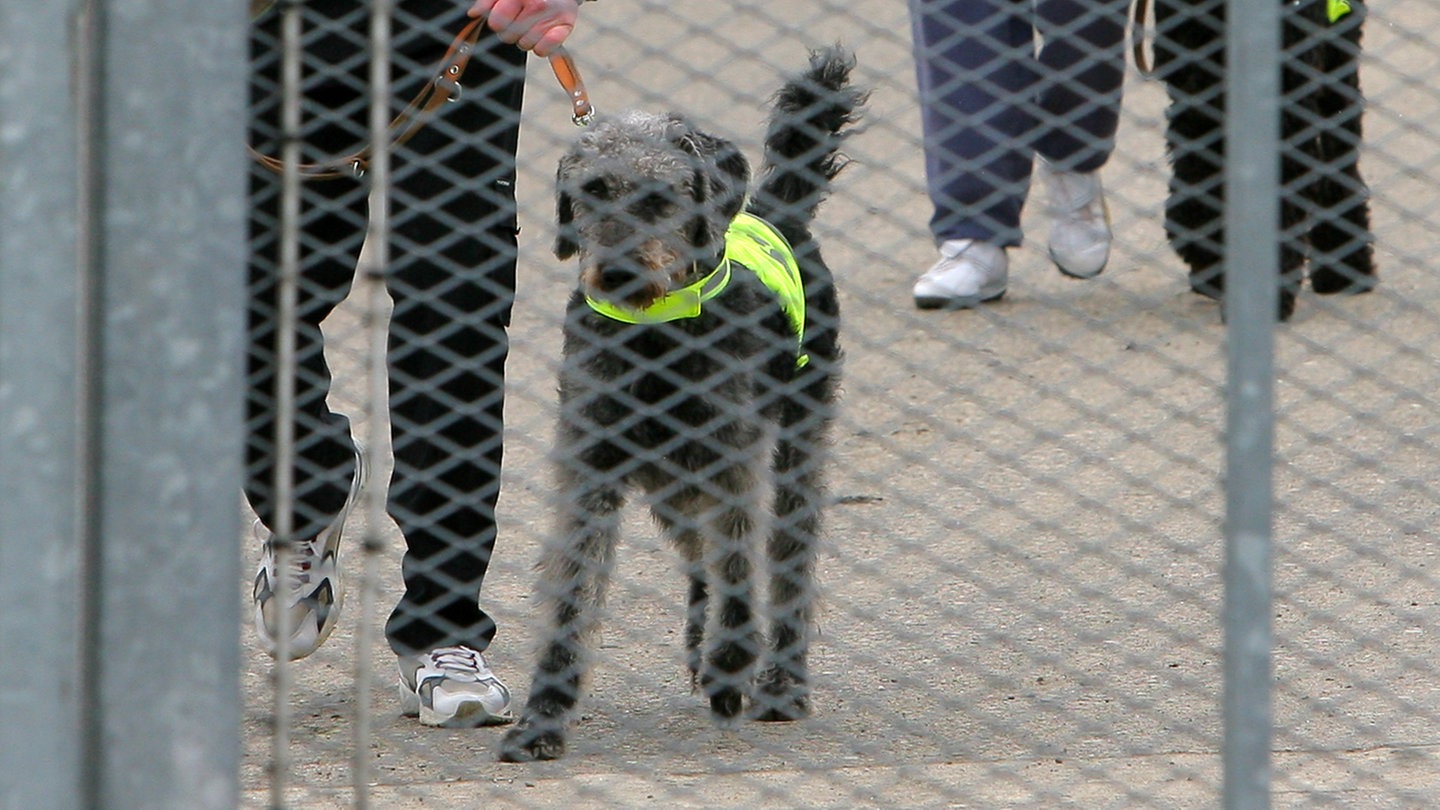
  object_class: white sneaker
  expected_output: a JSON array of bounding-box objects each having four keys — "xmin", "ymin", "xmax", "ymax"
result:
[
  {"xmin": 399, "ymin": 646, "xmax": 515, "ymax": 728},
  {"xmin": 251, "ymin": 443, "xmax": 368, "ymax": 660},
  {"xmin": 912, "ymin": 239, "xmax": 1009, "ymax": 309},
  {"xmin": 251, "ymin": 517, "xmax": 342, "ymax": 660},
  {"xmin": 1040, "ymin": 159, "xmax": 1111, "ymax": 279}
]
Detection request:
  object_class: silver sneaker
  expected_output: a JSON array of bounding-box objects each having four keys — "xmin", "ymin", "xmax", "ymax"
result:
[
  {"xmin": 912, "ymin": 239, "xmax": 1009, "ymax": 309},
  {"xmin": 251, "ymin": 443, "xmax": 368, "ymax": 660},
  {"xmin": 399, "ymin": 646, "xmax": 515, "ymax": 728},
  {"xmin": 1040, "ymin": 158, "xmax": 1111, "ymax": 279}
]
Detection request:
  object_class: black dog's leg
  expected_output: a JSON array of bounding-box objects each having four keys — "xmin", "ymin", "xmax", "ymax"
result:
[
  {"xmin": 753, "ymin": 435, "xmax": 824, "ymax": 722},
  {"xmin": 754, "ymin": 337, "xmax": 835, "ymax": 722},
  {"xmin": 1306, "ymin": 14, "xmax": 1376, "ymax": 295},
  {"xmin": 1277, "ymin": 6, "xmax": 1337, "ymax": 320},
  {"xmin": 692, "ymin": 471, "xmax": 764, "ymax": 722},
  {"xmin": 1154, "ymin": 0, "xmax": 1228, "ymax": 303},
  {"xmin": 499, "ymin": 472, "xmax": 623, "ymax": 763},
  {"xmin": 648, "ymin": 491, "xmax": 710, "ymax": 688},
  {"xmin": 1279, "ymin": 89, "xmax": 1310, "ymax": 321},
  {"xmin": 684, "ymin": 563, "xmax": 708, "ymax": 689},
  {"xmin": 1167, "ymin": 105, "xmax": 1227, "ymax": 302}
]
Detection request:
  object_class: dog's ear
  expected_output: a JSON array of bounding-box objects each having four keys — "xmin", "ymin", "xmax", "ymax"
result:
[
  {"xmin": 708, "ymin": 140, "xmax": 750, "ymax": 222},
  {"xmin": 669, "ymin": 123, "xmax": 749, "ymax": 221},
  {"xmin": 554, "ymin": 156, "xmax": 580, "ymax": 259},
  {"xmin": 554, "ymin": 188, "xmax": 579, "ymax": 259}
]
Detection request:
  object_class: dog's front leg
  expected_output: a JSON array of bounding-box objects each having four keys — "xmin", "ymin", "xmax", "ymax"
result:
[
  {"xmin": 1154, "ymin": 0, "xmax": 1228, "ymax": 304},
  {"xmin": 694, "ymin": 471, "xmax": 765, "ymax": 722},
  {"xmin": 499, "ymin": 481, "xmax": 623, "ymax": 762},
  {"xmin": 648, "ymin": 493, "xmax": 710, "ymax": 688}
]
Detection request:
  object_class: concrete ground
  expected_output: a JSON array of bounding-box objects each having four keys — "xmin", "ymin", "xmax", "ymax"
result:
[{"xmin": 241, "ymin": 1, "xmax": 1440, "ymax": 806}]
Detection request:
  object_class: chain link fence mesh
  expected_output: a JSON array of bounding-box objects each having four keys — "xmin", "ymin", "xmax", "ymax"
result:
[{"xmin": 240, "ymin": 0, "xmax": 1440, "ymax": 806}]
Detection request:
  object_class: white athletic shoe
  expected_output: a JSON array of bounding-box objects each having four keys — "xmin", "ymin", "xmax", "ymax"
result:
[
  {"xmin": 1040, "ymin": 158, "xmax": 1111, "ymax": 279},
  {"xmin": 251, "ymin": 444, "xmax": 368, "ymax": 660},
  {"xmin": 398, "ymin": 645, "xmax": 515, "ymax": 728},
  {"xmin": 912, "ymin": 239, "xmax": 1009, "ymax": 309}
]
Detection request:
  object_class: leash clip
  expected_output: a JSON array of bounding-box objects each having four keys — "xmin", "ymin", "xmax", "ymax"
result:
[
  {"xmin": 548, "ymin": 47, "xmax": 595, "ymax": 126},
  {"xmin": 436, "ymin": 74, "xmax": 464, "ymax": 104}
]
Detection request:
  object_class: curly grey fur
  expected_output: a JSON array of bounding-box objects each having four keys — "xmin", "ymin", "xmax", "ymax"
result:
[{"xmin": 499, "ymin": 46, "xmax": 865, "ymax": 763}]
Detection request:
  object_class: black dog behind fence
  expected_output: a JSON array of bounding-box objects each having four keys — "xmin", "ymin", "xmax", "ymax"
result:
[{"xmin": 1152, "ymin": 0, "xmax": 1377, "ymax": 319}]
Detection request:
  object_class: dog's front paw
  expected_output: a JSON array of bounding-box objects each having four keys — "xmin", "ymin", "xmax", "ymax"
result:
[
  {"xmin": 498, "ymin": 716, "xmax": 568, "ymax": 762},
  {"xmin": 751, "ymin": 665, "xmax": 811, "ymax": 722},
  {"xmin": 709, "ymin": 686, "xmax": 745, "ymax": 721}
]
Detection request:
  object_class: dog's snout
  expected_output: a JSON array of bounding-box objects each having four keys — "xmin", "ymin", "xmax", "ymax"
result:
[{"xmin": 597, "ymin": 264, "xmax": 642, "ymax": 292}]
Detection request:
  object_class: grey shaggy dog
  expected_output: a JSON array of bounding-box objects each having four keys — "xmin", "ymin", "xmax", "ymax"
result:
[{"xmin": 499, "ymin": 46, "xmax": 865, "ymax": 762}]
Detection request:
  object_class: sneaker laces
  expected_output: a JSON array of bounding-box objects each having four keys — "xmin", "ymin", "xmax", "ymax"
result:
[
  {"xmin": 255, "ymin": 520, "xmax": 321, "ymax": 592},
  {"xmin": 424, "ymin": 645, "xmax": 490, "ymax": 683}
]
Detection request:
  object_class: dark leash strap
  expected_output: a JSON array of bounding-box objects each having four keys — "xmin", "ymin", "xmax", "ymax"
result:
[{"xmin": 248, "ymin": 13, "xmax": 595, "ymax": 181}]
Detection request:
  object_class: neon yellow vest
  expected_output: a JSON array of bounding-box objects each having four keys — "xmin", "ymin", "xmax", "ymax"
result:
[{"xmin": 585, "ymin": 212, "xmax": 810, "ymax": 367}]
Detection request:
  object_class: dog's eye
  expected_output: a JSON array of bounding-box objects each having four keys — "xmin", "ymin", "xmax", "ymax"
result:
[
  {"xmin": 629, "ymin": 191, "xmax": 676, "ymax": 219},
  {"xmin": 580, "ymin": 178, "xmax": 611, "ymax": 202}
]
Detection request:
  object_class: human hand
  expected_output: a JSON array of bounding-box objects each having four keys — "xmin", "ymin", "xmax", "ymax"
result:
[{"xmin": 467, "ymin": 0, "xmax": 583, "ymax": 57}]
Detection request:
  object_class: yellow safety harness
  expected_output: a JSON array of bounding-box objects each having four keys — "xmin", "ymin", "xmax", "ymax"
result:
[{"xmin": 585, "ymin": 212, "xmax": 810, "ymax": 367}]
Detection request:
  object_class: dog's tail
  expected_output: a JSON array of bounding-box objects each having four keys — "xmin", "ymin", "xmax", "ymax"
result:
[{"xmin": 750, "ymin": 45, "xmax": 866, "ymax": 232}]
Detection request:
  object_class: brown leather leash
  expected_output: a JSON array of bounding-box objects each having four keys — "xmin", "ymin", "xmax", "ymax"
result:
[
  {"xmin": 548, "ymin": 45, "xmax": 596, "ymax": 127},
  {"xmin": 249, "ymin": 14, "xmax": 595, "ymax": 180}
]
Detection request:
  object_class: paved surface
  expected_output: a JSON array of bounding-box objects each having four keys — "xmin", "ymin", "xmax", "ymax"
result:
[{"xmin": 240, "ymin": 1, "xmax": 1440, "ymax": 806}]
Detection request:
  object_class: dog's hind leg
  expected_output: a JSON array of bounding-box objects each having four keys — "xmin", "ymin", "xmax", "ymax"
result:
[
  {"xmin": 752, "ymin": 434, "xmax": 824, "ymax": 722},
  {"xmin": 1278, "ymin": 105, "xmax": 1309, "ymax": 321},
  {"xmin": 683, "ymin": 554, "xmax": 708, "ymax": 690},
  {"xmin": 1306, "ymin": 18, "xmax": 1376, "ymax": 296},
  {"xmin": 748, "ymin": 392, "xmax": 829, "ymax": 717},
  {"xmin": 499, "ymin": 477, "xmax": 623, "ymax": 762}
]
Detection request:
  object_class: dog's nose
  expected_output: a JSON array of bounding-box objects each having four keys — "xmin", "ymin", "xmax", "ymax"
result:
[{"xmin": 597, "ymin": 264, "xmax": 642, "ymax": 292}]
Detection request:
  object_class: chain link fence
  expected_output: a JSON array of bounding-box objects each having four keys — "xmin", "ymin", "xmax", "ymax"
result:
[{"xmin": 91, "ymin": 0, "xmax": 1440, "ymax": 805}]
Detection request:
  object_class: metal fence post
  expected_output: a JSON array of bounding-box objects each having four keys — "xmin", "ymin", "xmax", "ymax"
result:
[
  {"xmin": 1223, "ymin": 0, "xmax": 1280, "ymax": 805},
  {"xmin": 0, "ymin": 4, "xmax": 85, "ymax": 805},
  {"xmin": 1, "ymin": 0, "xmax": 247, "ymax": 807},
  {"xmin": 353, "ymin": 3, "xmax": 395, "ymax": 806}
]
